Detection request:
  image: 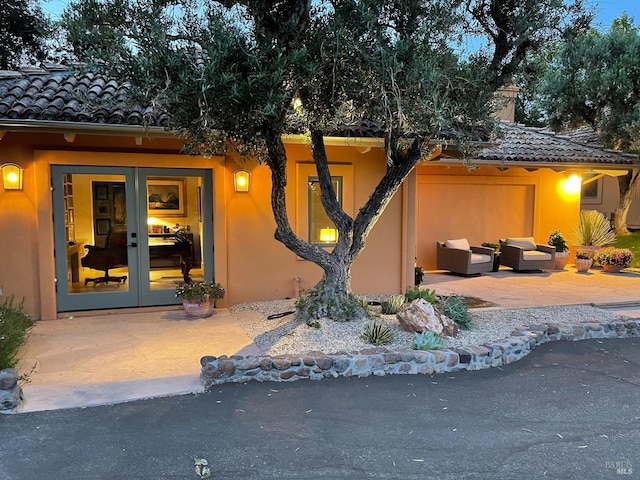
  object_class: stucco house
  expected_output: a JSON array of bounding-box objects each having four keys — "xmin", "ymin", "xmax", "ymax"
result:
[{"xmin": 0, "ymin": 66, "xmax": 635, "ymax": 320}]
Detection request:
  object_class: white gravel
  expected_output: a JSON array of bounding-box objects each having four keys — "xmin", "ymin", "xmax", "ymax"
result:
[{"xmin": 231, "ymin": 300, "xmax": 628, "ymax": 356}]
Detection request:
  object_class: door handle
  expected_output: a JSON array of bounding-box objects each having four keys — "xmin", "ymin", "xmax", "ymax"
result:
[{"xmin": 128, "ymin": 242, "xmax": 138, "ymax": 247}]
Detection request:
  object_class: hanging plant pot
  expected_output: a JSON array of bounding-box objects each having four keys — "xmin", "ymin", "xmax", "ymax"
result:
[{"xmin": 182, "ymin": 296, "xmax": 214, "ymax": 318}]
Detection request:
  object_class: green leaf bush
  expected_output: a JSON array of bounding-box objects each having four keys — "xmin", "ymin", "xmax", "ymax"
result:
[{"xmin": 0, "ymin": 297, "xmax": 34, "ymax": 371}]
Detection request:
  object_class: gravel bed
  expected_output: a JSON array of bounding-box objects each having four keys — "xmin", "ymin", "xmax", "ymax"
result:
[{"xmin": 231, "ymin": 300, "xmax": 628, "ymax": 356}]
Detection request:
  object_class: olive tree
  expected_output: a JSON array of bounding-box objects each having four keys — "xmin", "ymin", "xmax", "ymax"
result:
[{"xmin": 63, "ymin": 0, "xmax": 588, "ymax": 321}]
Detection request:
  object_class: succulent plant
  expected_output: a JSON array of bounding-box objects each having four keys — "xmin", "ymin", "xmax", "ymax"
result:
[
  {"xmin": 438, "ymin": 295, "xmax": 474, "ymax": 330},
  {"xmin": 361, "ymin": 322, "xmax": 393, "ymax": 346},
  {"xmin": 381, "ymin": 294, "xmax": 405, "ymax": 314},
  {"xmin": 405, "ymin": 286, "xmax": 437, "ymax": 304},
  {"xmin": 412, "ymin": 330, "xmax": 444, "ymax": 350}
]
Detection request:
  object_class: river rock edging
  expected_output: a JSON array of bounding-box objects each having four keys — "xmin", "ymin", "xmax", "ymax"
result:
[{"xmin": 201, "ymin": 320, "xmax": 639, "ymax": 389}]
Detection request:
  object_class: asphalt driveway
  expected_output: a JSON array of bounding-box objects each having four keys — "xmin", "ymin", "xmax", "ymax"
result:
[{"xmin": 2, "ymin": 337, "xmax": 639, "ymax": 479}]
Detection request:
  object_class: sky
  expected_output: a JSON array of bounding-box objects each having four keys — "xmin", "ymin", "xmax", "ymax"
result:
[{"xmin": 41, "ymin": 0, "xmax": 640, "ymax": 28}]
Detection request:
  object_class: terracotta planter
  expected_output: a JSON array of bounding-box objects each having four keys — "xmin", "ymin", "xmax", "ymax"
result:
[
  {"xmin": 574, "ymin": 258, "xmax": 593, "ymax": 273},
  {"xmin": 182, "ymin": 296, "xmax": 214, "ymax": 318},
  {"xmin": 602, "ymin": 264, "xmax": 623, "ymax": 273},
  {"xmin": 554, "ymin": 251, "xmax": 570, "ymax": 270}
]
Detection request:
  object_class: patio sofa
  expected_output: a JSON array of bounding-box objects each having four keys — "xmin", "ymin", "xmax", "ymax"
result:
[
  {"xmin": 499, "ymin": 237, "xmax": 555, "ymax": 271},
  {"xmin": 436, "ymin": 239, "xmax": 495, "ymax": 275}
]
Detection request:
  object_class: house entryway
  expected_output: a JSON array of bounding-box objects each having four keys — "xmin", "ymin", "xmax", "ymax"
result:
[{"xmin": 51, "ymin": 166, "xmax": 213, "ymax": 312}]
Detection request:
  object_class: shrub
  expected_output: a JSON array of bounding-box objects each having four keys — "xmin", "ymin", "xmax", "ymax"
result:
[
  {"xmin": 548, "ymin": 230, "xmax": 569, "ymax": 252},
  {"xmin": 381, "ymin": 294, "xmax": 405, "ymax": 314},
  {"xmin": 412, "ymin": 330, "xmax": 444, "ymax": 350},
  {"xmin": 594, "ymin": 247, "xmax": 633, "ymax": 267},
  {"xmin": 438, "ymin": 295, "xmax": 474, "ymax": 330},
  {"xmin": 361, "ymin": 322, "xmax": 393, "ymax": 346},
  {"xmin": 0, "ymin": 297, "xmax": 34, "ymax": 371},
  {"xmin": 481, "ymin": 241, "xmax": 499, "ymax": 251},
  {"xmin": 175, "ymin": 281, "xmax": 225, "ymax": 302},
  {"xmin": 405, "ymin": 286, "xmax": 437, "ymax": 303},
  {"xmin": 414, "ymin": 266, "xmax": 425, "ymax": 285},
  {"xmin": 573, "ymin": 210, "xmax": 616, "ymax": 247}
]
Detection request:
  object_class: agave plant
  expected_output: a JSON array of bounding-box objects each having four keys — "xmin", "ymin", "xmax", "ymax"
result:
[
  {"xmin": 361, "ymin": 322, "xmax": 393, "ymax": 346},
  {"xmin": 381, "ymin": 294, "xmax": 405, "ymax": 314},
  {"xmin": 573, "ymin": 210, "xmax": 616, "ymax": 247},
  {"xmin": 412, "ymin": 330, "xmax": 444, "ymax": 350}
]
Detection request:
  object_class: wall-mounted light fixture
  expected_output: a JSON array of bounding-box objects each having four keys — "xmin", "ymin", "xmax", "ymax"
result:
[
  {"xmin": 1, "ymin": 163, "xmax": 23, "ymax": 190},
  {"xmin": 562, "ymin": 173, "xmax": 582, "ymax": 195},
  {"xmin": 319, "ymin": 227, "xmax": 338, "ymax": 243},
  {"xmin": 233, "ymin": 169, "xmax": 250, "ymax": 192}
]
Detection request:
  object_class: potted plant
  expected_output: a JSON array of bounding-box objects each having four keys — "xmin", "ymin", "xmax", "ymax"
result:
[
  {"xmin": 593, "ymin": 247, "xmax": 633, "ymax": 273},
  {"xmin": 482, "ymin": 242, "xmax": 501, "ymax": 272},
  {"xmin": 548, "ymin": 230, "xmax": 570, "ymax": 269},
  {"xmin": 414, "ymin": 266, "xmax": 425, "ymax": 286},
  {"xmin": 572, "ymin": 210, "xmax": 616, "ymax": 258},
  {"xmin": 175, "ymin": 281, "xmax": 225, "ymax": 318},
  {"xmin": 574, "ymin": 250, "xmax": 593, "ymax": 273}
]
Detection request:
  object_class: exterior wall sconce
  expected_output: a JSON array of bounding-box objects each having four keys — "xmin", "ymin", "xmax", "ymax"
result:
[
  {"xmin": 319, "ymin": 227, "xmax": 338, "ymax": 243},
  {"xmin": 233, "ymin": 169, "xmax": 250, "ymax": 192},
  {"xmin": 562, "ymin": 174, "xmax": 582, "ymax": 195},
  {"xmin": 1, "ymin": 163, "xmax": 23, "ymax": 190}
]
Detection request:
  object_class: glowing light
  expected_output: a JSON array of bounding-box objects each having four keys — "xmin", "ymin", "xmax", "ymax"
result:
[
  {"xmin": 319, "ymin": 227, "xmax": 338, "ymax": 243},
  {"xmin": 562, "ymin": 174, "xmax": 582, "ymax": 195},
  {"xmin": 234, "ymin": 169, "xmax": 250, "ymax": 192},
  {"xmin": 1, "ymin": 163, "xmax": 23, "ymax": 190}
]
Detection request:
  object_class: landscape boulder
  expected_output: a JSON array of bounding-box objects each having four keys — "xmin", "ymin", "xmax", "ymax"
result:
[{"xmin": 396, "ymin": 299, "xmax": 460, "ymax": 337}]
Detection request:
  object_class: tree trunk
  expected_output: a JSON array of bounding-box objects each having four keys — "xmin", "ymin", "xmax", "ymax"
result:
[
  {"xmin": 613, "ymin": 169, "xmax": 640, "ymax": 236},
  {"xmin": 262, "ymin": 126, "xmax": 426, "ymax": 322}
]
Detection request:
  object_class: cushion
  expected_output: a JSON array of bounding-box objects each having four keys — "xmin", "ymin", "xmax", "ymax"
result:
[
  {"xmin": 445, "ymin": 238, "xmax": 470, "ymax": 250},
  {"xmin": 470, "ymin": 253, "xmax": 492, "ymax": 264},
  {"xmin": 523, "ymin": 251, "xmax": 552, "ymax": 261},
  {"xmin": 506, "ymin": 237, "xmax": 537, "ymax": 251}
]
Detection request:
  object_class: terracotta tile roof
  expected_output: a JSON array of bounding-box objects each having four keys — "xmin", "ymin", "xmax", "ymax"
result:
[
  {"xmin": 476, "ymin": 123, "xmax": 638, "ymax": 166},
  {"xmin": 0, "ymin": 65, "xmax": 170, "ymax": 127},
  {"xmin": 0, "ymin": 66, "xmax": 637, "ymax": 167}
]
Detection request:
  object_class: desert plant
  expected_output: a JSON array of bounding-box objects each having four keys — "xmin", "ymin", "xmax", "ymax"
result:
[
  {"xmin": 295, "ymin": 285, "xmax": 369, "ymax": 323},
  {"xmin": 0, "ymin": 297, "xmax": 34, "ymax": 371},
  {"xmin": 575, "ymin": 250, "xmax": 592, "ymax": 260},
  {"xmin": 381, "ymin": 294, "xmax": 405, "ymax": 314},
  {"xmin": 548, "ymin": 230, "xmax": 569, "ymax": 252},
  {"xmin": 361, "ymin": 322, "xmax": 393, "ymax": 346},
  {"xmin": 414, "ymin": 266, "xmax": 425, "ymax": 286},
  {"xmin": 405, "ymin": 286, "xmax": 437, "ymax": 304},
  {"xmin": 573, "ymin": 210, "xmax": 616, "ymax": 247},
  {"xmin": 594, "ymin": 247, "xmax": 634, "ymax": 267},
  {"xmin": 412, "ymin": 330, "xmax": 444, "ymax": 350},
  {"xmin": 438, "ymin": 295, "xmax": 474, "ymax": 330}
]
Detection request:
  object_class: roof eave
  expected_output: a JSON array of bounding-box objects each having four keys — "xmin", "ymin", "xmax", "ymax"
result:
[{"xmin": 0, "ymin": 119, "xmax": 177, "ymax": 138}]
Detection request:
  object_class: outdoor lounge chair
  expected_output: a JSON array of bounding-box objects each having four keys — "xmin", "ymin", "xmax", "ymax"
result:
[
  {"xmin": 436, "ymin": 238, "xmax": 495, "ymax": 275},
  {"xmin": 499, "ymin": 237, "xmax": 555, "ymax": 271}
]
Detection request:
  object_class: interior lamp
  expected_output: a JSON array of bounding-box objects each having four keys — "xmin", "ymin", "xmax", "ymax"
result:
[
  {"xmin": 319, "ymin": 227, "xmax": 338, "ymax": 243},
  {"xmin": 1, "ymin": 163, "xmax": 23, "ymax": 190},
  {"xmin": 234, "ymin": 169, "xmax": 250, "ymax": 192}
]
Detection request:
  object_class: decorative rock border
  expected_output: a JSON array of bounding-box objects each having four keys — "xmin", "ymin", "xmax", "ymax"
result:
[
  {"xmin": 201, "ymin": 320, "xmax": 639, "ymax": 389},
  {"xmin": 0, "ymin": 369, "xmax": 23, "ymax": 412}
]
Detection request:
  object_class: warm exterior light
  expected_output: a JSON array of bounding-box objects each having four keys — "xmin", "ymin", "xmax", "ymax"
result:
[
  {"xmin": 319, "ymin": 227, "xmax": 338, "ymax": 243},
  {"xmin": 234, "ymin": 169, "xmax": 250, "ymax": 192},
  {"xmin": 1, "ymin": 163, "xmax": 23, "ymax": 190},
  {"xmin": 563, "ymin": 174, "xmax": 582, "ymax": 195}
]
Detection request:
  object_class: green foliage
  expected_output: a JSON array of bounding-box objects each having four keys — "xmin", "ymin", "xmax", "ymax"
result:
[
  {"xmin": 381, "ymin": 294, "xmax": 405, "ymax": 315},
  {"xmin": 548, "ymin": 230, "xmax": 569, "ymax": 252},
  {"xmin": 437, "ymin": 295, "xmax": 474, "ymax": 330},
  {"xmin": 575, "ymin": 250, "xmax": 591, "ymax": 260},
  {"xmin": 295, "ymin": 281, "xmax": 369, "ymax": 323},
  {"xmin": 412, "ymin": 331, "xmax": 444, "ymax": 351},
  {"xmin": 361, "ymin": 322, "xmax": 393, "ymax": 346},
  {"xmin": 308, "ymin": 321, "xmax": 321, "ymax": 329},
  {"xmin": 405, "ymin": 286, "xmax": 437, "ymax": 304},
  {"xmin": 612, "ymin": 231, "xmax": 640, "ymax": 268},
  {"xmin": 0, "ymin": 296, "xmax": 34, "ymax": 370},
  {"xmin": 573, "ymin": 210, "xmax": 616, "ymax": 247},
  {"xmin": 481, "ymin": 242, "xmax": 500, "ymax": 251},
  {"xmin": 175, "ymin": 282, "xmax": 225, "ymax": 302},
  {"xmin": 0, "ymin": 0, "xmax": 51, "ymax": 69},
  {"xmin": 414, "ymin": 266, "xmax": 425, "ymax": 286}
]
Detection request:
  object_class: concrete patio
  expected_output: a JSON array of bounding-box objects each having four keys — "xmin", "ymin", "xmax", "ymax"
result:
[{"xmin": 13, "ymin": 267, "xmax": 640, "ymax": 413}]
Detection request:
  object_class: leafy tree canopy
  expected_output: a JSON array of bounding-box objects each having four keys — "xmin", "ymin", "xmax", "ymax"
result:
[
  {"xmin": 62, "ymin": 0, "xmax": 590, "ymax": 320},
  {"xmin": 0, "ymin": 0, "xmax": 51, "ymax": 69}
]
